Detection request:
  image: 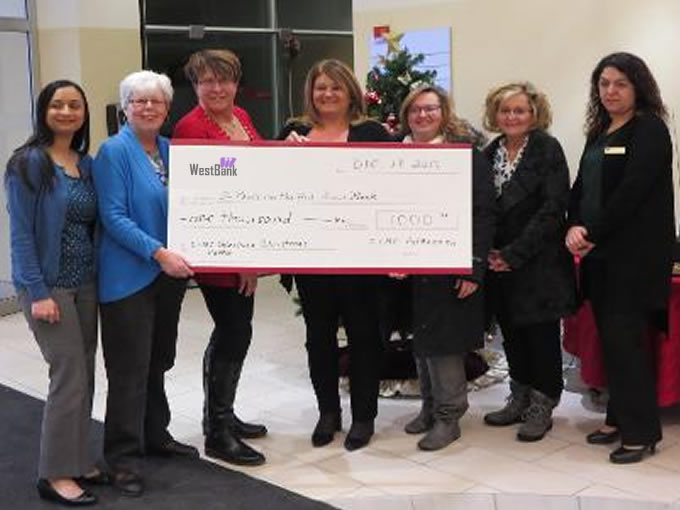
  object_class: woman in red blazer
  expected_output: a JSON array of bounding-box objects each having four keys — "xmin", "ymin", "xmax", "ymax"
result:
[{"xmin": 173, "ymin": 49, "xmax": 265, "ymax": 466}]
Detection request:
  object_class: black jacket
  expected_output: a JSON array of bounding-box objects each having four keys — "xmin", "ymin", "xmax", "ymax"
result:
[
  {"xmin": 411, "ymin": 148, "xmax": 497, "ymax": 356},
  {"xmin": 484, "ymin": 130, "xmax": 576, "ymax": 326},
  {"xmin": 276, "ymin": 119, "xmax": 392, "ymax": 293},
  {"xmin": 568, "ymin": 113, "xmax": 674, "ymax": 314}
]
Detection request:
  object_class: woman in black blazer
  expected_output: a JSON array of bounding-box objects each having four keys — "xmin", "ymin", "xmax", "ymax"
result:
[
  {"xmin": 277, "ymin": 59, "xmax": 391, "ymax": 451},
  {"xmin": 566, "ymin": 52, "xmax": 674, "ymax": 464},
  {"xmin": 482, "ymin": 82, "xmax": 575, "ymax": 442}
]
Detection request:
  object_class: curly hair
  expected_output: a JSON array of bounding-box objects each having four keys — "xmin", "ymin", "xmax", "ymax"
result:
[
  {"xmin": 399, "ymin": 85, "xmax": 471, "ymax": 142},
  {"xmin": 585, "ymin": 52, "xmax": 666, "ymax": 140},
  {"xmin": 483, "ymin": 81, "xmax": 552, "ymax": 133}
]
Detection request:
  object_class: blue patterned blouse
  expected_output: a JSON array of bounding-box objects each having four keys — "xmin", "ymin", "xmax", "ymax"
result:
[{"xmin": 54, "ymin": 170, "xmax": 97, "ymax": 288}]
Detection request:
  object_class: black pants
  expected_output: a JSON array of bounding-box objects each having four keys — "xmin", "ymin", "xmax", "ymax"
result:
[
  {"xmin": 100, "ymin": 273, "xmax": 187, "ymax": 471},
  {"xmin": 585, "ymin": 261, "xmax": 661, "ymax": 445},
  {"xmin": 199, "ymin": 284, "xmax": 254, "ymax": 363},
  {"xmin": 496, "ymin": 300, "xmax": 563, "ymax": 400},
  {"xmin": 296, "ymin": 275, "xmax": 382, "ymax": 422}
]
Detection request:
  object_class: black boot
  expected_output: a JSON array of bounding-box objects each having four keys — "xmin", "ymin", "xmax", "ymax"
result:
[
  {"xmin": 204, "ymin": 358, "xmax": 265, "ymax": 466},
  {"xmin": 202, "ymin": 337, "xmax": 267, "ymax": 439}
]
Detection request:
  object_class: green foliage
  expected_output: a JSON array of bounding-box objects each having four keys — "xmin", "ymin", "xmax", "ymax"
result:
[{"xmin": 365, "ymin": 36, "xmax": 438, "ymax": 122}]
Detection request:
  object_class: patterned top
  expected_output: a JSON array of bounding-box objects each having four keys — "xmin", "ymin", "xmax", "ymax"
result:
[
  {"xmin": 54, "ymin": 171, "xmax": 97, "ymax": 288},
  {"xmin": 492, "ymin": 136, "xmax": 529, "ymax": 196},
  {"xmin": 148, "ymin": 149, "xmax": 168, "ymax": 185}
]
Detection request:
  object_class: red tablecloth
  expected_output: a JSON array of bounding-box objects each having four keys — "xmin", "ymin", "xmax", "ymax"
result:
[{"xmin": 563, "ymin": 277, "xmax": 680, "ymax": 407}]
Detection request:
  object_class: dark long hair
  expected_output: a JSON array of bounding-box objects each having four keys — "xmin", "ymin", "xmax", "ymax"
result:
[
  {"xmin": 5, "ymin": 80, "xmax": 90, "ymax": 191},
  {"xmin": 585, "ymin": 52, "xmax": 666, "ymax": 140}
]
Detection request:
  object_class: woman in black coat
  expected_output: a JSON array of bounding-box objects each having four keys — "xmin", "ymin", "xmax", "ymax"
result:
[
  {"xmin": 277, "ymin": 59, "xmax": 391, "ymax": 452},
  {"xmin": 397, "ymin": 85, "xmax": 496, "ymax": 451},
  {"xmin": 566, "ymin": 52, "xmax": 674, "ymax": 464},
  {"xmin": 482, "ymin": 82, "xmax": 575, "ymax": 442}
]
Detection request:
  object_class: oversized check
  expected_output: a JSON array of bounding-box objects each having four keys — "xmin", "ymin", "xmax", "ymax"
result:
[{"xmin": 168, "ymin": 141, "xmax": 472, "ymax": 273}]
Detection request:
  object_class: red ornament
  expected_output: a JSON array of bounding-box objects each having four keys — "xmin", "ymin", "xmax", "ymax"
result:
[{"xmin": 365, "ymin": 90, "xmax": 381, "ymax": 106}]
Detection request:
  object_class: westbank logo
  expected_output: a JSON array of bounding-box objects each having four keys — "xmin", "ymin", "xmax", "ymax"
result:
[{"xmin": 189, "ymin": 156, "xmax": 238, "ymax": 176}]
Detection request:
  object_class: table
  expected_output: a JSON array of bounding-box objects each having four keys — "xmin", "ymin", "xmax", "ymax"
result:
[{"xmin": 563, "ymin": 277, "xmax": 680, "ymax": 407}]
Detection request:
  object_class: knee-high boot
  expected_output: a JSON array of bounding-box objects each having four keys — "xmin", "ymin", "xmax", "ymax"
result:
[
  {"xmin": 202, "ymin": 334, "xmax": 267, "ymax": 439},
  {"xmin": 204, "ymin": 356, "xmax": 265, "ymax": 465}
]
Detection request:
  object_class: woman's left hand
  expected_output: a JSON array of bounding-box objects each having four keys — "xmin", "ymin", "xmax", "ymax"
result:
[
  {"xmin": 154, "ymin": 247, "xmax": 194, "ymax": 279},
  {"xmin": 488, "ymin": 250, "xmax": 512, "ymax": 272},
  {"xmin": 455, "ymin": 279, "xmax": 479, "ymax": 299},
  {"xmin": 238, "ymin": 272, "xmax": 258, "ymax": 296}
]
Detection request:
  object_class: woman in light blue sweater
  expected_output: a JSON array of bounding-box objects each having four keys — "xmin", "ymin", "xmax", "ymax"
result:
[{"xmin": 92, "ymin": 70, "xmax": 196, "ymax": 498}]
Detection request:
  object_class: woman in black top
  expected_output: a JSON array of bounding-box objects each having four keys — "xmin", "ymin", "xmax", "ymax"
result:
[
  {"xmin": 481, "ymin": 82, "xmax": 575, "ymax": 442},
  {"xmin": 566, "ymin": 52, "xmax": 674, "ymax": 464},
  {"xmin": 278, "ymin": 59, "xmax": 391, "ymax": 451}
]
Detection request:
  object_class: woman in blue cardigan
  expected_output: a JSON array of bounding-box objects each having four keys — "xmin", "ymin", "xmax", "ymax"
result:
[
  {"xmin": 6, "ymin": 80, "xmax": 99, "ymax": 506},
  {"xmin": 93, "ymin": 71, "xmax": 196, "ymax": 497}
]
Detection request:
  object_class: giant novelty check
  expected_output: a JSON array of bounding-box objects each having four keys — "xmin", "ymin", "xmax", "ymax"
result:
[{"xmin": 168, "ymin": 141, "xmax": 472, "ymax": 274}]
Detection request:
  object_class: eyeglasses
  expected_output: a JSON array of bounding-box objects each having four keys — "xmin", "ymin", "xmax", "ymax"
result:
[
  {"xmin": 498, "ymin": 107, "xmax": 531, "ymax": 117},
  {"xmin": 198, "ymin": 77, "xmax": 233, "ymax": 89},
  {"xmin": 407, "ymin": 104, "xmax": 442, "ymax": 116},
  {"xmin": 129, "ymin": 98, "xmax": 166, "ymax": 109}
]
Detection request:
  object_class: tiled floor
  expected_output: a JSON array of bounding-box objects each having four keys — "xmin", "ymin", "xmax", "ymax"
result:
[{"xmin": 2, "ymin": 276, "xmax": 680, "ymax": 510}]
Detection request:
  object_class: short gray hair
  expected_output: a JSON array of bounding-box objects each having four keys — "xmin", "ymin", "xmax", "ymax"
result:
[{"xmin": 119, "ymin": 70, "xmax": 173, "ymax": 109}]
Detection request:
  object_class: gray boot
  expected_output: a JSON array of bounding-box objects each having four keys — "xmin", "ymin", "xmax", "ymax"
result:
[
  {"xmin": 405, "ymin": 357, "xmax": 434, "ymax": 434},
  {"xmin": 517, "ymin": 389, "xmax": 558, "ymax": 442},
  {"xmin": 405, "ymin": 404, "xmax": 434, "ymax": 434},
  {"xmin": 484, "ymin": 380, "xmax": 530, "ymax": 426},
  {"xmin": 417, "ymin": 419, "xmax": 461, "ymax": 451},
  {"xmin": 416, "ymin": 355, "xmax": 467, "ymax": 450}
]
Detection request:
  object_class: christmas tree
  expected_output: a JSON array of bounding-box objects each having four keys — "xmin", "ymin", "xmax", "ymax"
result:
[{"xmin": 365, "ymin": 32, "xmax": 438, "ymax": 122}]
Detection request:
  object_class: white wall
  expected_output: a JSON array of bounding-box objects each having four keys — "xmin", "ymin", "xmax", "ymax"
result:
[{"xmin": 354, "ymin": 0, "xmax": 680, "ymax": 186}]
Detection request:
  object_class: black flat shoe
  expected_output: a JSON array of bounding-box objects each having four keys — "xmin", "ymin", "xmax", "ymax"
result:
[
  {"xmin": 110, "ymin": 469, "xmax": 144, "ymax": 497},
  {"xmin": 586, "ymin": 428, "xmax": 620, "ymax": 445},
  {"xmin": 609, "ymin": 443, "xmax": 656, "ymax": 464},
  {"xmin": 147, "ymin": 438, "xmax": 200, "ymax": 458},
  {"xmin": 344, "ymin": 420, "xmax": 374, "ymax": 451},
  {"xmin": 233, "ymin": 414, "xmax": 268, "ymax": 439},
  {"xmin": 311, "ymin": 413, "xmax": 342, "ymax": 447},
  {"xmin": 36, "ymin": 479, "xmax": 97, "ymax": 506}
]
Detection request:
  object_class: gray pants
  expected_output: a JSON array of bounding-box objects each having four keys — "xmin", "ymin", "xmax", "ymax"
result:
[
  {"xmin": 416, "ymin": 354, "xmax": 469, "ymax": 422},
  {"xmin": 19, "ymin": 283, "xmax": 98, "ymax": 479}
]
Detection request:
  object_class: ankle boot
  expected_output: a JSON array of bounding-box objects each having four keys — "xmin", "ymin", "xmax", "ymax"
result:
[
  {"xmin": 204, "ymin": 359, "xmax": 265, "ymax": 465},
  {"xmin": 344, "ymin": 420, "xmax": 374, "ymax": 451},
  {"xmin": 404, "ymin": 404, "xmax": 434, "ymax": 434},
  {"xmin": 417, "ymin": 419, "xmax": 461, "ymax": 451},
  {"xmin": 311, "ymin": 412, "xmax": 342, "ymax": 447},
  {"xmin": 516, "ymin": 389, "xmax": 558, "ymax": 442},
  {"xmin": 484, "ymin": 380, "xmax": 530, "ymax": 426}
]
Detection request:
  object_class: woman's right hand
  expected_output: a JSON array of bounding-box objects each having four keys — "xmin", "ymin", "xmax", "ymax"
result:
[
  {"xmin": 32, "ymin": 298, "xmax": 60, "ymax": 323},
  {"xmin": 565, "ymin": 226, "xmax": 595, "ymax": 257},
  {"xmin": 285, "ymin": 130, "xmax": 310, "ymax": 143},
  {"xmin": 154, "ymin": 247, "xmax": 194, "ymax": 279}
]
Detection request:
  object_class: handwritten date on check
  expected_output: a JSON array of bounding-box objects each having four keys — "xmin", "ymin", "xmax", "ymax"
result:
[{"xmin": 168, "ymin": 142, "xmax": 472, "ymax": 273}]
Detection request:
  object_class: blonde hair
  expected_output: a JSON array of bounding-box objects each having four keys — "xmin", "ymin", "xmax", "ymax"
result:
[
  {"xmin": 399, "ymin": 85, "xmax": 471, "ymax": 142},
  {"xmin": 184, "ymin": 49, "xmax": 242, "ymax": 84},
  {"xmin": 483, "ymin": 81, "xmax": 552, "ymax": 132},
  {"xmin": 300, "ymin": 59, "xmax": 366, "ymax": 126}
]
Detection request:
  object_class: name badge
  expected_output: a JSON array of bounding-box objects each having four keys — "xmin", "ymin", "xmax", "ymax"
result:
[{"xmin": 604, "ymin": 146, "xmax": 626, "ymax": 155}]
